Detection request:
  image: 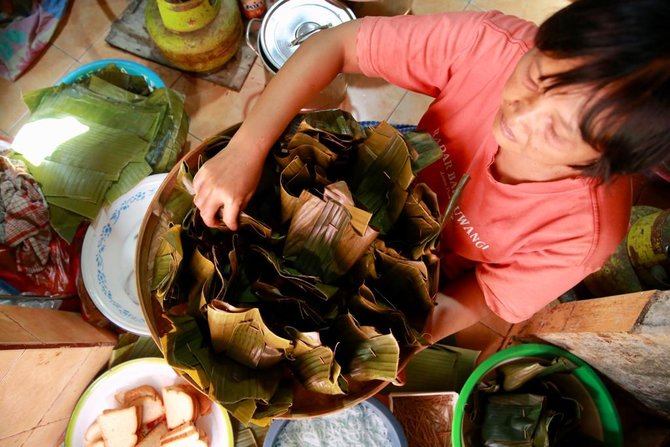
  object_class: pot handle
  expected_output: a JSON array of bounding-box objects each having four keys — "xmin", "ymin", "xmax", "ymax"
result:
[
  {"xmin": 290, "ymin": 22, "xmax": 332, "ymax": 46},
  {"xmin": 245, "ymin": 18, "xmax": 263, "ymax": 56}
]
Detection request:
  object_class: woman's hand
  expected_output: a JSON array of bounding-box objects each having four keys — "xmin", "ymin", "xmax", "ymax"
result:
[
  {"xmin": 191, "ymin": 20, "xmax": 362, "ymax": 230},
  {"xmin": 192, "ymin": 141, "xmax": 265, "ymax": 230}
]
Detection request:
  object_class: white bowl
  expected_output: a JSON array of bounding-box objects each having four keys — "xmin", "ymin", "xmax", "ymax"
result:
[{"xmin": 65, "ymin": 358, "xmax": 234, "ymax": 447}]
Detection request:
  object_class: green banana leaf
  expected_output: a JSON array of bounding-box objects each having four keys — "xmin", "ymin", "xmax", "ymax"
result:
[
  {"xmin": 86, "ymin": 75, "xmax": 147, "ymax": 102},
  {"xmin": 208, "ymin": 354, "xmax": 284, "ymax": 425},
  {"xmin": 15, "ymin": 65, "xmax": 188, "ymax": 240},
  {"xmin": 47, "ymin": 204, "xmax": 84, "ymax": 242},
  {"xmin": 160, "ymin": 314, "xmax": 210, "ymax": 389},
  {"xmin": 145, "ymin": 88, "xmax": 188, "ymax": 172},
  {"xmin": 404, "ymin": 130, "xmax": 444, "ymax": 174},
  {"xmin": 151, "ymin": 224, "xmax": 184, "ymax": 305},
  {"xmin": 104, "ymin": 160, "xmax": 153, "ymax": 205},
  {"xmin": 91, "ymin": 64, "xmax": 154, "ymax": 96},
  {"xmin": 164, "ymin": 162, "xmax": 195, "ymax": 225}
]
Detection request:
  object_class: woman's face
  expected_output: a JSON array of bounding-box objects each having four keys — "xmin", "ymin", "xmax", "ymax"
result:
[{"xmin": 492, "ymin": 48, "xmax": 601, "ymax": 177}]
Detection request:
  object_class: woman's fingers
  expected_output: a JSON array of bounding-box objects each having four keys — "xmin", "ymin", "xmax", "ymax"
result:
[{"xmin": 220, "ymin": 200, "xmax": 241, "ymax": 231}]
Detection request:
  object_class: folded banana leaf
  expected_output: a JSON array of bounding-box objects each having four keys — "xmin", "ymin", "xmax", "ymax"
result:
[
  {"xmin": 482, "ymin": 394, "xmax": 545, "ymax": 447},
  {"xmin": 151, "ymin": 224, "xmax": 184, "ymax": 306},
  {"xmin": 160, "ymin": 314, "xmax": 210, "ymax": 389},
  {"xmin": 349, "ymin": 122, "xmax": 415, "ymax": 234},
  {"xmin": 385, "ymin": 183, "xmax": 441, "ymax": 260},
  {"xmin": 164, "ymin": 162, "xmax": 195, "ymax": 225},
  {"xmin": 207, "ymin": 302, "xmax": 292, "ymax": 362},
  {"xmin": 283, "ymin": 185, "xmax": 378, "ymax": 283},
  {"xmin": 348, "ymin": 287, "xmax": 418, "ymax": 347},
  {"xmin": 208, "ymin": 353, "xmax": 284, "ymax": 425},
  {"xmin": 367, "ymin": 241, "xmax": 435, "ymax": 330},
  {"xmin": 291, "ymin": 344, "xmax": 347, "ymax": 395},
  {"xmin": 404, "ymin": 130, "xmax": 443, "ymax": 174},
  {"xmin": 332, "ymin": 313, "xmax": 399, "ymax": 382},
  {"xmin": 500, "ymin": 358, "xmax": 576, "ymax": 392}
]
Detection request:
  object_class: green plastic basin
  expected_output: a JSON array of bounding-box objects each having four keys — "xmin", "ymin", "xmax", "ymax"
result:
[{"xmin": 451, "ymin": 343, "xmax": 623, "ymax": 447}]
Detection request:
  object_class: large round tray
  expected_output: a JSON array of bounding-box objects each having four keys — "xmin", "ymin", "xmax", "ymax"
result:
[{"xmin": 136, "ymin": 124, "xmax": 415, "ymax": 419}]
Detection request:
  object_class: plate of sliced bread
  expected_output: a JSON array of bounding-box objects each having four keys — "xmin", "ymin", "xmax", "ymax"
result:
[{"xmin": 65, "ymin": 357, "xmax": 233, "ymax": 447}]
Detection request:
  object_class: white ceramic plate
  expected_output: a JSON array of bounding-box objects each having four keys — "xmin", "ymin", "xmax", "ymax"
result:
[
  {"xmin": 80, "ymin": 174, "xmax": 167, "ymax": 335},
  {"xmin": 65, "ymin": 358, "xmax": 233, "ymax": 447}
]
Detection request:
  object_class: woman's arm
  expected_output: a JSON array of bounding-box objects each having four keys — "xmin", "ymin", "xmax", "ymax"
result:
[
  {"xmin": 193, "ymin": 20, "xmax": 364, "ymax": 229},
  {"xmin": 423, "ymin": 272, "xmax": 493, "ymax": 344}
]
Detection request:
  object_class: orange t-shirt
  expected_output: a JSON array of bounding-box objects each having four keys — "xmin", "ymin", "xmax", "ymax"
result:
[{"xmin": 357, "ymin": 11, "xmax": 631, "ymax": 322}]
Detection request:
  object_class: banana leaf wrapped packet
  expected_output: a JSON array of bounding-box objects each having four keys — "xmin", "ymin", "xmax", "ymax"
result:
[{"xmin": 151, "ymin": 110, "xmax": 445, "ymax": 425}]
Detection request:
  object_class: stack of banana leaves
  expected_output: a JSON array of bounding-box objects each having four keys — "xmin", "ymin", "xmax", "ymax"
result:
[
  {"xmin": 467, "ymin": 358, "xmax": 604, "ymax": 447},
  {"xmin": 152, "ymin": 110, "xmax": 445, "ymax": 425},
  {"xmin": 9, "ymin": 65, "xmax": 188, "ymax": 242}
]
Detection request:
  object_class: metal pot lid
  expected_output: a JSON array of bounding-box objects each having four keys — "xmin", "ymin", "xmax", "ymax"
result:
[{"xmin": 260, "ymin": 0, "xmax": 355, "ymax": 70}]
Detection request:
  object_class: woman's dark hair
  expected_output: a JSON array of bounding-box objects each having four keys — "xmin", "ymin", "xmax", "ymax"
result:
[{"xmin": 536, "ymin": 0, "xmax": 670, "ymax": 179}]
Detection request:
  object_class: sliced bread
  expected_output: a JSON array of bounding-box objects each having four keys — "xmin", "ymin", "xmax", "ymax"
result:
[
  {"xmin": 160, "ymin": 422, "xmax": 199, "ymax": 446},
  {"xmin": 115, "ymin": 384, "xmax": 159, "ymax": 406},
  {"xmin": 98, "ymin": 405, "xmax": 141, "ymax": 447},
  {"xmin": 176, "ymin": 384, "xmax": 212, "ymax": 417},
  {"xmin": 84, "ymin": 418, "xmax": 101, "ymax": 443},
  {"xmin": 136, "ymin": 421, "xmax": 168, "ymax": 447},
  {"xmin": 162, "ymin": 386, "xmax": 199, "ymax": 429},
  {"xmin": 126, "ymin": 394, "xmax": 166, "ymax": 425}
]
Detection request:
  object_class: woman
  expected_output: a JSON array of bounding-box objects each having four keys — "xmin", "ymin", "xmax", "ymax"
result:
[{"xmin": 192, "ymin": 0, "xmax": 670, "ymax": 342}]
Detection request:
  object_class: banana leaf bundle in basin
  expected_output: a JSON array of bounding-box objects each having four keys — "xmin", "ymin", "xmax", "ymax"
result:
[
  {"xmin": 10, "ymin": 64, "xmax": 188, "ymax": 242},
  {"xmin": 138, "ymin": 110, "xmax": 444, "ymax": 426}
]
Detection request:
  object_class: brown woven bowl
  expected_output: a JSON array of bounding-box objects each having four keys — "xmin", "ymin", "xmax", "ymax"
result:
[{"xmin": 136, "ymin": 124, "xmax": 418, "ymax": 419}]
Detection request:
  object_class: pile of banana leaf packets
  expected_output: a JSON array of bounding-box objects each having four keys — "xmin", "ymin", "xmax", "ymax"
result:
[
  {"xmin": 152, "ymin": 110, "xmax": 445, "ymax": 425},
  {"xmin": 466, "ymin": 357, "xmax": 604, "ymax": 446}
]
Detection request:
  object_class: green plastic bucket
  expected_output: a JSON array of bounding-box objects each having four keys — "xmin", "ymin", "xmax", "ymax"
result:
[{"xmin": 451, "ymin": 343, "xmax": 623, "ymax": 447}]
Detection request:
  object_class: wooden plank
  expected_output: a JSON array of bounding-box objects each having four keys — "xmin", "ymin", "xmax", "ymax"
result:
[
  {"xmin": 514, "ymin": 291, "xmax": 655, "ymax": 337},
  {"xmin": 508, "ymin": 290, "xmax": 670, "ymax": 420}
]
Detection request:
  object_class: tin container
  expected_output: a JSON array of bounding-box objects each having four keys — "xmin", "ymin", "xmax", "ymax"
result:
[
  {"xmin": 245, "ymin": 0, "xmax": 355, "ymax": 111},
  {"xmin": 146, "ymin": 0, "xmax": 242, "ymax": 73}
]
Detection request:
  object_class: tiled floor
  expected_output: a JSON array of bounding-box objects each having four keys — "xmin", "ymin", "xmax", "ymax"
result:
[{"xmin": 0, "ymin": 0, "xmax": 570, "ymax": 360}]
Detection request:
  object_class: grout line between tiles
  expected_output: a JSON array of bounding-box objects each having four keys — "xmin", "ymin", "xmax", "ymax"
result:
[{"xmin": 386, "ymin": 91, "xmax": 408, "ymax": 122}]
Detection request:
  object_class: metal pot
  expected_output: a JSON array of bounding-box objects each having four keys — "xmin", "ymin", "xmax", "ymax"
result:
[{"xmin": 245, "ymin": 0, "xmax": 355, "ymax": 111}]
